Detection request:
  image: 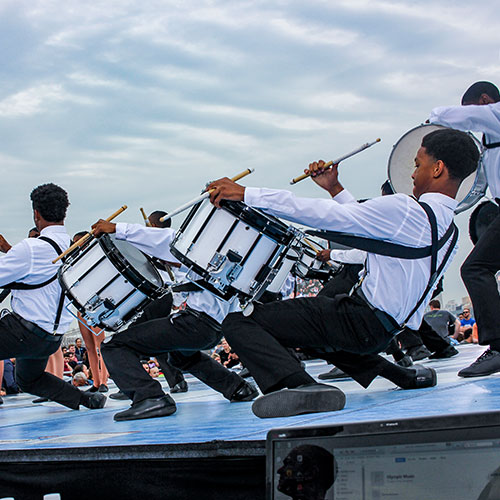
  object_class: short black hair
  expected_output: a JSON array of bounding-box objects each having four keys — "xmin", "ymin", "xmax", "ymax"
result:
[
  {"xmin": 429, "ymin": 299, "xmax": 441, "ymax": 309},
  {"xmin": 30, "ymin": 183, "xmax": 69, "ymax": 222},
  {"xmin": 381, "ymin": 180, "xmax": 395, "ymax": 195},
  {"xmin": 462, "ymin": 81, "xmax": 500, "ymax": 105},
  {"xmin": 421, "ymin": 129, "xmax": 479, "ymax": 182},
  {"xmin": 149, "ymin": 210, "xmax": 171, "ymax": 228}
]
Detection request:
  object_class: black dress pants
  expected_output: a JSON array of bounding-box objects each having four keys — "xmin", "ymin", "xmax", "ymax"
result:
[
  {"xmin": 223, "ymin": 295, "xmax": 394, "ymax": 394},
  {"xmin": 0, "ymin": 313, "xmax": 83, "ymax": 409},
  {"xmin": 398, "ymin": 320, "xmax": 451, "ymax": 353},
  {"xmin": 461, "ymin": 205, "xmax": 500, "ymax": 345},
  {"xmin": 102, "ymin": 310, "xmax": 243, "ymax": 404},
  {"xmin": 133, "ymin": 294, "xmax": 185, "ymax": 388}
]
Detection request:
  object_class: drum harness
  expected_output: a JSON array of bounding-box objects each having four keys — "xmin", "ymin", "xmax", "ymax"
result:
[
  {"xmin": 3, "ymin": 236, "xmax": 67, "ymax": 338},
  {"xmin": 308, "ymin": 200, "xmax": 459, "ymax": 336}
]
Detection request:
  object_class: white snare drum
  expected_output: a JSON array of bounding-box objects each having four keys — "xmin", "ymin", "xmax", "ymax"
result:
[
  {"xmin": 59, "ymin": 234, "xmax": 165, "ymax": 331},
  {"xmin": 388, "ymin": 124, "xmax": 486, "ymax": 214},
  {"xmin": 170, "ymin": 198, "xmax": 299, "ymax": 302},
  {"xmin": 266, "ymin": 246, "xmax": 301, "ymax": 294},
  {"xmin": 293, "ymin": 239, "xmax": 332, "ymax": 281}
]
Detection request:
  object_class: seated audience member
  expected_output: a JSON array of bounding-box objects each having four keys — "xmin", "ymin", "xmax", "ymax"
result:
[
  {"xmin": 2, "ymin": 358, "xmax": 19, "ymax": 394},
  {"xmin": 424, "ymin": 300, "xmax": 460, "ymax": 340},
  {"xmin": 458, "ymin": 307, "xmax": 476, "ymax": 342}
]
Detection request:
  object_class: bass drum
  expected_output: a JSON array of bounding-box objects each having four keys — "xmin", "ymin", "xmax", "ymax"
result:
[
  {"xmin": 469, "ymin": 200, "xmax": 499, "ymax": 245},
  {"xmin": 388, "ymin": 124, "xmax": 486, "ymax": 214}
]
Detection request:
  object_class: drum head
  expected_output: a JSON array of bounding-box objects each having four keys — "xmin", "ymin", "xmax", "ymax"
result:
[
  {"xmin": 99, "ymin": 234, "xmax": 163, "ymax": 291},
  {"xmin": 388, "ymin": 124, "xmax": 483, "ymax": 213}
]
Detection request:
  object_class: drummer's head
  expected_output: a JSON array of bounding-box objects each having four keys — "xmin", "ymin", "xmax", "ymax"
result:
[
  {"xmin": 30, "ymin": 183, "xmax": 69, "ymax": 231},
  {"xmin": 461, "ymin": 81, "xmax": 500, "ymax": 105},
  {"xmin": 148, "ymin": 210, "xmax": 171, "ymax": 228},
  {"xmin": 412, "ymin": 129, "xmax": 479, "ymax": 199}
]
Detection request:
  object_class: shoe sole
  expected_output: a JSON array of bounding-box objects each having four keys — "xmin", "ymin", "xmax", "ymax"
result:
[
  {"xmin": 252, "ymin": 387, "xmax": 346, "ymax": 418},
  {"xmin": 318, "ymin": 373, "xmax": 349, "ymax": 380},
  {"xmin": 458, "ymin": 369, "xmax": 500, "ymax": 378}
]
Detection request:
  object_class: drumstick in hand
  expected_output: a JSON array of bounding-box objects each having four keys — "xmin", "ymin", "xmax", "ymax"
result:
[
  {"xmin": 303, "ymin": 238, "xmax": 333, "ymax": 268},
  {"xmin": 159, "ymin": 168, "xmax": 254, "ymax": 222},
  {"xmin": 140, "ymin": 207, "xmax": 152, "ymax": 227},
  {"xmin": 290, "ymin": 138, "xmax": 381, "ymax": 185},
  {"xmin": 53, "ymin": 205, "xmax": 128, "ymax": 263}
]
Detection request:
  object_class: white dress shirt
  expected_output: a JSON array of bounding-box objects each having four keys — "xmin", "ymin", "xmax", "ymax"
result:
[
  {"xmin": 115, "ymin": 223, "xmax": 240, "ymax": 324},
  {"xmin": 429, "ymin": 102, "xmax": 500, "ymax": 200},
  {"xmin": 244, "ymin": 187, "xmax": 458, "ymax": 329},
  {"xmin": 0, "ymin": 225, "xmax": 73, "ymax": 334},
  {"xmin": 330, "ymin": 248, "xmax": 367, "ymax": 265}
]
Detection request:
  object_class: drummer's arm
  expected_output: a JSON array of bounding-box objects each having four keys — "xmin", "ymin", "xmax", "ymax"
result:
[
  {"xmin": 92, "ymin": 220, "xmax": 179, "ymax": 263},
  {"xmin": 0, "ymin": 241, "xmax": 31, "ymax": 287},
  {"xmin": 429, "ymin": 102, "xmax": 500, "ymax": 136}
]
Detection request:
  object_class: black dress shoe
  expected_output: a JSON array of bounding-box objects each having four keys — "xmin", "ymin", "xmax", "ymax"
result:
[
  {"xmin": 404, "ymin": 365, "xmax": 437, "ymax": 389},
  {"xmin": 170, "ymin": 380, "xmax": 188, "ymax": 393},
  {"xmin": 238, "ymin": 367, "xmax": 252, "ymax": 378},
  {"xmin": 318, "ymin": 367, "xmax": 349, "ymax": 380},
  {"xmin": 407, "ymin": 346, "xmax": 431, "ymax": 361},
  {"xmin": 252, "ymin": 383, "xmax": 346, "ymax": 418},
  {"xmin": 81, "ymin": 391, "xmax": 107, "ymax": 409},
  {"xmin": 32, "ymin": 397, "xmax": 49, "ymax": 403},
  {"xmin": 396, "ymin": 355, "xmax": 414, "ymax": 367},
  {"xmin": 98, "ymin": 384, "xmax": 109, "ymax": 393},
  {"xmin": 0, "ymin": 395, "xmax": 3, "ymax": 405},
  {"xmin": 230, "ymin": 382, "xmax": 258, "ymax": 402},
  {"xmin": 114, "ymin": 395, "xmax": 176, "ymax": 422},
  {"xmin": 429, "ymin": 345, "xmax": 459, "ymax": 360},
  {"xmin": 458, "ymin": 349, "xmax": 500, "ymax": 377},
  {"xmin": 109, "ymin": 391, "xmax": 130, "ymax": 400},
  {"xmin": 85, "ymin": 386, "xmax": 99, "ymax": 393}
]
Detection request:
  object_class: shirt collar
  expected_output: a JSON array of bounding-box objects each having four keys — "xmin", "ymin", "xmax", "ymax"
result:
[
  {"xmin": 419, "ymin": 192, "xmax": 458, "ymax": 211},
  {"xmin": 40, "ymin": 225, "xmax": 67, "ymax": 236}
]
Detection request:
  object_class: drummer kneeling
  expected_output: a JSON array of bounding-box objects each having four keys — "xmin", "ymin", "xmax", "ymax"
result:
[{"xmin": 207, "ymin": 128, "xmax": 479, "ymax": 419}]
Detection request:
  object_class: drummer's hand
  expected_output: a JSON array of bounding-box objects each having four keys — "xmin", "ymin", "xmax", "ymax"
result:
[
  {"xmin": 207, "ymin": 177, "xmax": 245, "ymax": 208},
  {"xmin": 305, "ymin": 161, "xmax": 343, "ymax": 196},
  {"xmin": 316, "ymin": 249, "xmax": 332, "ymax": 263},
  {"xmin": 91, "ymin": 219, "xmax": 117, "ymax": 236},
  {"xmin": 0, "ymin": 234, "xmax": 12, "ymax": 253}
]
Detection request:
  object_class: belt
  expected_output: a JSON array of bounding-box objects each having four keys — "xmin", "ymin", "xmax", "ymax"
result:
[
  {"xmin": 11, "ymin": 312, "xmax": 63, "ymax": 342},
  {"xmin": 355, "ymin": 289, "xmax": 402, "ymax": 336},
  {"xmin": 181, "ymin": 307, "xmax": 222, "ymax": 333}
]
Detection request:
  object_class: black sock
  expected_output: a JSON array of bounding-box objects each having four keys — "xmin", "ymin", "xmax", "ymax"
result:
[
  {"xmin": 489, "ymin": 341, "xmax": 500, "ymax": 352},
  {"xmin": 265, "ymin": 371, "xmax": 316, "ymax": 394}
]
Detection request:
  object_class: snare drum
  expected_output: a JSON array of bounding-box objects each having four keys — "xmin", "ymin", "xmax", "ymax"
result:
[
  {"xmin": 293, "ymin": 239, "xmax": 332, "ymax": 281},
  {"xmin": 170, "ymin": 198, "xmax": 298, "ymax": 302},
  {"xmin": 59, "ymin": 234, "xmax": 165, "ymax": 330},
  {"xmin": 388, "ymin": 124, "xmax": 486, "ymax": 214}
]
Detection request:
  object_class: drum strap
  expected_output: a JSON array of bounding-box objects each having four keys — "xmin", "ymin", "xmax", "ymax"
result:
[
  {"xmin": 171, "ymin": 280, "xmax": 205, "ymax": 293},
  {"xmin": 3, "ymin": 236, "xmax": 67, "ymax": 334},
  {"xmin": 482, "ymin": 135, "xmax": 500, "ymax": 149}
]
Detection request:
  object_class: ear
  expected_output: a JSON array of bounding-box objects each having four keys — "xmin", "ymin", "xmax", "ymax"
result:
[
  {"xmin": 479, "ymin": 93, "xmax": 495, "ymax": 105},
  {"xmin": 433, "ymin": 159, "xmax": 446, "ymax": 178}
]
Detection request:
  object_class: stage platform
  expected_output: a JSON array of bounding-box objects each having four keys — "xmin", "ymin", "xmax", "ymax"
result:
[{"xmin": 1, "ymin": 343, "xmax": 499, "ymax": 499}]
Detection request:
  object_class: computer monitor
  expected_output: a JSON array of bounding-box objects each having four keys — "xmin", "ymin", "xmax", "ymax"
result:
[{"xmin": 266, "ymin": 411, "xmax": 500, "ymax": 500}]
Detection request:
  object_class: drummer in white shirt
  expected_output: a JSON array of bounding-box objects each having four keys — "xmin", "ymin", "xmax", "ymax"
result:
[
  {"xmin": 429, "ymin": 81, "xmax": 500, "ymax": 378},
  {"xmin": 0, "ymin": 184, "xmax": 106, "ymax": 411},
  {"xmin": 91, "ymin": 219, "xmax": 258, "ymax": 421},
  {"xmin": 207, "ymin": 128, "xmax": 479, "ymax": 418}
]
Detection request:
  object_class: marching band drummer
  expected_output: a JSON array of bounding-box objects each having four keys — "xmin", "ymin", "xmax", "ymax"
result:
[
  {"xmin": 0, "ymin": 184, "xmax": 106, "ymax": 411},
  {"xmin": 207, "ymin": 128, "xmax": 479, "ymax": 419},
  {"xmin": 91, "ymin": 219, "xmax": 258, "ymax": 422},
  {"xmin": 429, "ymin": 81, "xmax": 500, "ymax": 378}
]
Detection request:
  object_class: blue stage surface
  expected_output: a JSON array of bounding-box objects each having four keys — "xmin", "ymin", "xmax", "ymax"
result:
[{"xmin": 1, "ymin": 343, "xmax": 499, "ymax": 458}]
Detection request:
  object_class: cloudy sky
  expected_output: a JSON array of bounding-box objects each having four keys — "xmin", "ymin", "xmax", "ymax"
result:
[{"xmin": 1, "ymin": 0, "xmax": 499, "ymax": 305}]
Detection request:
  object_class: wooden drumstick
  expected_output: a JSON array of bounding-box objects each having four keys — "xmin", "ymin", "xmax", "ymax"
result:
[
  {"xmin": 290, "ymin": 138, "xmax": 381, "ymax": 185},
  {"xmin": 159, "ymin": 168, "xmax": 255, "ymax": 223},
  {"xmin": 140, "ymin": 207, "xmax": 152, "ymax": 227},
  {"xmin": 303, "ymin": 237, "xmax": 333, "ymax": 268},
  {"xmin": 52, "ymin": 205, "xmax": 128, "ymax": 263}
]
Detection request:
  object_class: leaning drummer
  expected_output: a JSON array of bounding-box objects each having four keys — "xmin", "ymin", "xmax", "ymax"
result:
[
  {"xmin": 91, "ymin": 219, "xmax": 258, "ymax": 422},
  {"xmin": 206, "ymin": 128, "xmax": 479, "ymax": 419}
]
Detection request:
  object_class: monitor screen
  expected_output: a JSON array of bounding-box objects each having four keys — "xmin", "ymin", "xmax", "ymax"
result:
[{"xmin": 268, "ymin": 412, "xmax": 500, "ymax": 500}]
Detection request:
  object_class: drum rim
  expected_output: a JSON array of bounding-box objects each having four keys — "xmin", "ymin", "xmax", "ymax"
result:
[{"xmin": 98, "ymin": 233, "xmax": 164, "ymax": 297}]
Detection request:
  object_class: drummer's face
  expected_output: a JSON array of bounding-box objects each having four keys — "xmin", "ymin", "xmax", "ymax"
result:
[{"xmin": 412, "ymin": 146, "xmax": 436, "ymax": 198}]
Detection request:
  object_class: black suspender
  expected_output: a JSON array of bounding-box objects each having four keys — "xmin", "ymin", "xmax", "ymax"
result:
[
  {"xmin": 482, "ymin": 134, "xmax": 500, "ymax": 149},
  {"xmin": 3, "ymin": 236, "xmax": 66, "ymax": 334}
]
